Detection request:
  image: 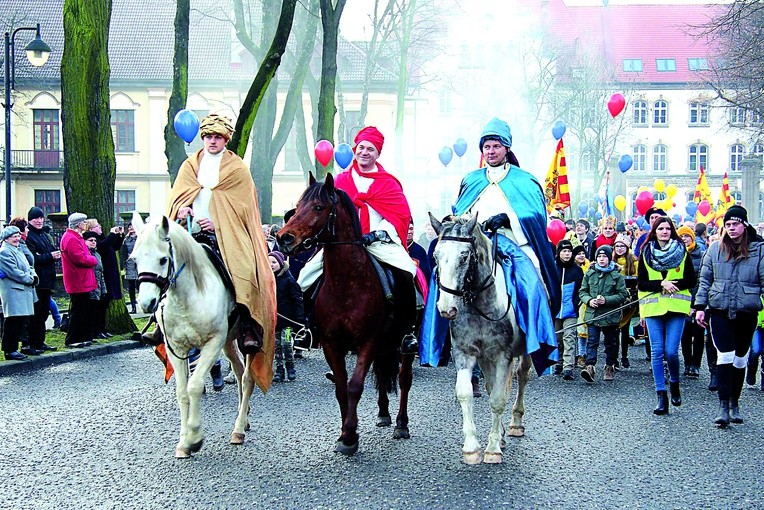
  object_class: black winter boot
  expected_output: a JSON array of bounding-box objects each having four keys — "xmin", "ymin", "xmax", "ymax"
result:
[
  {"xmin": 729, "ymin": 400, "xmax": 743, "ymax": 424},
  {"xmin": 286, "ymin": 360, "xmax": 296, "ymax": 382},
  {"xmin": 714, "ymin": 400, "xmax": 730, "ymax": 427},
  {"xmin": 653, "ymin": 390, "xmax": 669, "ymax": 415},
  {"xmin": 669, "ymin": 381, "xmax": 682, "ymax": 406},
  {"xmin": 708, "ymin": 368, "xmax": 718, "ymax": 392},
  {"xmin": 273, "ymin": 365, "xmax": 285, "ymax": 383}
]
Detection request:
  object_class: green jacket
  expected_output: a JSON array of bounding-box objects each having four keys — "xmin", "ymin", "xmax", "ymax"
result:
[{"xmin": 579, "ymin": 265, "xmax": 630, "ymax": 327}]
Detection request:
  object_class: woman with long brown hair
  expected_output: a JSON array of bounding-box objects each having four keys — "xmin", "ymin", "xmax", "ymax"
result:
[{"xmin": 695, "ymin": 205, "xmax": 764, "ymax": 427}]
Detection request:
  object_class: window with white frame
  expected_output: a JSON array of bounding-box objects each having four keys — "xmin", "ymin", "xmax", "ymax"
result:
[
  {"xmin": 689, "ymin": 101, "xmax": 710, "ymax": 125},
  {"xmin": 633, "ymin": 144, "xmax": 646, "ymax": 171},
  {"xmin": 729, "ymin": 107, "xmax": 746, "ymax": 126},
  {"xmin": 653, "ymin": 100, "xmax": 668, "ymax": 125},
  {"xmin": 688, "ymin": 58, "xmax": 709, "ymax": 71},
  {"xmin": 653, "ymin": 144, "xmax": 667, "ymax": 172},
  {"xmin": 751, "ymin": 144, "xmax": 764, "ymax": 156},
  {"xmin": 730, "ymin": 144, "xmax": 745, "ymax": 172},
  {"xmin": 110, "ymin": 109, "xmax": 135, "ymax": 152},
  {"xmin": 752, "ymin": 111, "xmax": 763, "ymax": 124},
  {"xmin": 689, "ymin": 144, "xmax": 708, "ymax": 171},
  {"xmin": 633, "ymin": 100, "xmax": 647, "ymax": 125},
  {"xmin": 656, "ymin": 59, "xmax": 676, "ymax": 72},
  {"xmin": 623, "ymin": 59, "xmax": 643, "ymax": 72}
]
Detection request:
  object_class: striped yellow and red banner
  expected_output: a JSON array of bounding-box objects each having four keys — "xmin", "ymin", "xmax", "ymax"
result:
[
  {"xmin": 694, "ymin": 165, "xmax": 715, "ymax": 224},
  {"xmin": 714, "ymin": 171, "xmax": 733, "ymax": 226},
  {"xmin": 544, "ymin": 139, "xmax": 571, "ymax": 213}
]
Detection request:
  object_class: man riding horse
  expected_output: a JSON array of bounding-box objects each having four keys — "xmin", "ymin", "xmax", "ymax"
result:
[
  {"xmin": 297, "ymin": 126, "xmax": 420, "ymax": 354},
  {"xmin": 145, "ymin": 113, "xmax": 276, "ymax": 391},
  {"xmin": 421, "ymin": 117, "xmax": 561, "ymax": 374}
]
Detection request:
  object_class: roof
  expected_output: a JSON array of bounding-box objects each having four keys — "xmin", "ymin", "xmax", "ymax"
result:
[
  {"xmin": 545, "ymin": 0, "xmax": 725, "ymax": 85},
  {"xmin": 4, "ymin": 0, "xmax": 397, "ymax": 88}
]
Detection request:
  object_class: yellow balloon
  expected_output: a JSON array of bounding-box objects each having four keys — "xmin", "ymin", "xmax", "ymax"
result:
[
  {"xmin": 665, "ymin": 184, "xmax": 677, "ymax": 198},
  {"xmin": 654, "ymin": 179, "xmax": 666, "ymax": 193},
  {"xmin": 637, "ymin": 186, "xmax": 650, "ymax": 194},
  {"xmin": 614, "ymin": 195, "xmax": 626, "ymax": 211}
]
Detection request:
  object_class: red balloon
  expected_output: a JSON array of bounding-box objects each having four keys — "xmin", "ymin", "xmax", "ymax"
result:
[
  {"xmin": 697, "ymin": 199, "xmax": 711, "ymax": 215},
  {"xmin": 546, "ymin": 219, "xmax": 567, "ymax": 245},
  {"xmin": 607, "ymin": 93, "xmax": 626, "ymax": 118},
  {"xmin": 314, "ymin": 140, "xmax": 334, "ymax": 166},
  {"xmin": 634, "ymin": 190, "xmax": 655, "ymax": 216}
]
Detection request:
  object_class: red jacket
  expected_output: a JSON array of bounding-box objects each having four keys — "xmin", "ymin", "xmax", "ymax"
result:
[{"xmin": 60, "ymin": 228, "xmax": 98, "ymax": 294}]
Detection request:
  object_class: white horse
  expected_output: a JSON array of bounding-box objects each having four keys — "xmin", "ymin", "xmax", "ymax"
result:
[
  {"xmin": 131, "ymin": 213, "xmax": 255, "ymax": 458},
  {"xmin": 430, "ymin": 213, "xmax": 532, "ymax": 465}
]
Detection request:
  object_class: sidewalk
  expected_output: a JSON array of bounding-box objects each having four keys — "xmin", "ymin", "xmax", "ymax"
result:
[{"xmin": 0, "ymin": 340, "xmax": 146, "ymax": 376}]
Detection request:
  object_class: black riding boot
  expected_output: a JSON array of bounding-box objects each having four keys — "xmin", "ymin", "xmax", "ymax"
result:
[
  {"xmin": 729, "ymin": 400, "xmax": 744, "ymax": 424},
  {"xmin": 669, "ymin": 381, "xmax": 682, "ymax": 407},
  {"xmin": 715, "ymin": 400, "xmax": 730, "ymax": 427},
  {"xmin": 391, "ymin": 267, "xmax": 419, "ymax": 355},
  {"xmin": 746, "ymin": 356, "xmax": 759, "ymax": 387},
  {"xmin": 654, "ymin": 390, "xmax": 669, "ymax": 415}
]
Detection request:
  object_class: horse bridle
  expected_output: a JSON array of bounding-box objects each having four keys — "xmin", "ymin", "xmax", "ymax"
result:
[
  {"xmin": 435, "ymin": 232, "xmax": 510, "ymax": 322},
  {"xmin": 296, "ymin": 191, "xmax": 366, "ymax": 250},
  {"xmin": 137, "ymin": 233, "xmax": 186, "ymax": 301}
]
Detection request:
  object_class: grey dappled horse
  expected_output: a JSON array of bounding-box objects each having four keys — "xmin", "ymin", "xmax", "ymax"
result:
[{"xmin": 430, "ymin": 213, "xmax": 532, "ymax": 465}]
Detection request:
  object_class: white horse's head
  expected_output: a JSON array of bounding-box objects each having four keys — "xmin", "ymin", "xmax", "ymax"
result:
[
  {"xmin": 130, "ymin": 215, "xmax": 200, "ymax": 313},
  {"xmin": 430, "ymin": 212, "xmax": 488, "ymax": 320}
]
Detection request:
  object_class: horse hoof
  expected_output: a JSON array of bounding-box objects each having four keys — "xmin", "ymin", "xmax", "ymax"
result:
[
  {"xmin": 333, "ymin": 440, "xmax": 359, "ymax": 456},
  {"xmin": 175, "ymin": 446, "xmax": 191, "ymax": 459},
  {"xmin": 230, "ymin": 432, "xmax": 245, "ymax": 445},
  {"xmin": 188, "ymin": 439, "xmax": 204, "ymax": 453},
  {"xmin": 245, "ymin": 422, "xmax": 251, "ymax": 432},
  {"xmin": 462, "ymin": 450, "xmax": 483, "ymax": 465},
  {"xmin": 483, "ymin": 452, "xmax": 503, "ymax": 464},
  {"xmin": 393, "ymin": 427, "xmax": 410, "ymax": 439},
  {"xmin": 376, "ymin": 416, "xmax": 392, "ymax": 427},
  {"xmin": 507, "ymin": 426, "xmax": 525, "ymax": 437}
]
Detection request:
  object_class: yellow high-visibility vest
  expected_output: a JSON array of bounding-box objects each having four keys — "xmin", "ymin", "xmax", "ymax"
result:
[{"xmin": 638, "ymin": 256, "xmax": 692, "ymax": 318}]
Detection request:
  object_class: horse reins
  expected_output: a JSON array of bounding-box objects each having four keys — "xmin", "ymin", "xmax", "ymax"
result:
[
  {"xmin": 436, "ymin": 231, "xmax": 510, "ymax": 322},
  {"xmin": 297, "ymin": 191, "xmax": 372, "ymax": 249}
]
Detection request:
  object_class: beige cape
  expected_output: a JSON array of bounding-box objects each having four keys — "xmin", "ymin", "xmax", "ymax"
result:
[{"xmin": 168, "ymin": 149, "xmax": 276, "ymax": 394}]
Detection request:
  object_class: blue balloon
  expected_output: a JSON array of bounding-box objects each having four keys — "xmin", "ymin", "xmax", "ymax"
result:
[
  {"xmin": 636, "ymin": 217, "xmax": 648, "ymax": 229},
  {"xmin": 552, "ymin": 120, "xmax": 566, "ymax": 140},
  {"xmin": 438, "ymin": 146, "xmax": 453, "ymax": 166},
  {"xmin": 672, "ymin": 213, "xmax": 681, "ymax": 223},
  {"xmin": 334, "ymin": 143, "xmax": 353, "ymax": 169},
  {"xmin": 588, "ymin": 207, "xmax": 596, "ymax": 217},
  {"xmin": 618, "ymin": 154, "xmax": 633, "ymax": 173},
  {"xmin": 453, "ymin": 138, "xmax": 468, "ymax": 158},
  {"xmin": 173, "ymin": 109, "xmax": 200, "ymax": 143},
  {"xmin": 578, "ymin": 201, "xmax": 588, "ymax": 216},
  {"xmin": 685, "ymin": 201, "xmax": 698, "ymax": 216},
  {"xmin": 595, "ymin": 211, "xmax": 603, "ymax": 221}
]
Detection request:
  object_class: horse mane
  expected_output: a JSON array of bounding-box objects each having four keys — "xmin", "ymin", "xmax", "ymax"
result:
[{"xmin": 299, "ymin": 180, "xmax": 363, "ymax": 238}]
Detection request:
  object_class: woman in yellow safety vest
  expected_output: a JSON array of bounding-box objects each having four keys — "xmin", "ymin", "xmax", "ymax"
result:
[{"xmin": 637, "ymin": 216, "xmax": 696, "ymax": 416}]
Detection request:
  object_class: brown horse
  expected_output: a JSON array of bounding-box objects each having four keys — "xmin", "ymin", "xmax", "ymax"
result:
[{"xmin": 277, "ymin": 173, "xmax": 415, "ymax": 455}]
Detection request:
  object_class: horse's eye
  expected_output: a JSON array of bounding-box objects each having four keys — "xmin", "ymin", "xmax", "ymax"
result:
[
  {"xmin": 313, "ymin": 205, "xmax": 324, "ymax": 212},
  {"xmin": 459, "ymin": 254, "xmax": 469, "ymax": 263},
  {"xmin": 159, "ymin": 257, "xmax": 168, "ymax": 265}
]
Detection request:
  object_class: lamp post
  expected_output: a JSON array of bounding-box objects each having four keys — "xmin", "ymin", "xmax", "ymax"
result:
[{"xmin": 4, "ymin": 23, "xmax": 51, "ymax": 223}]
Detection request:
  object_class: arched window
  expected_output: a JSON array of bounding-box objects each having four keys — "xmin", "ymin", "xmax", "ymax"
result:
[
  {"xmin": 633, "ymin": 100, "xmax": 647, "ymax": 125},
  {"xmin": 689, "ymin": 101, "xmax": 710, "ymax": 125},
  {"xmin": 730, "ymin": 144, "xmax": 745, "ymax": 172},
  {"xmin": 652, "ymin": 144, "xmax": 667, "ymax": 172},
  {"xmin": 689, "ymin": 144, "xmax": 708, "ymax": 171},
  {"xmin": 653, "ymin": 100, "xmax": 668, "ymax": 125},
  {"xmin": 633, "ymin": 144, "xmax": 646, "ymax": 171}
]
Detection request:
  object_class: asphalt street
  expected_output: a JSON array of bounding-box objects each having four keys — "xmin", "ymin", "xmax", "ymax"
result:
[{"xmin": 1, "ymin": 344, "xmax": 763, "ymax": 510}]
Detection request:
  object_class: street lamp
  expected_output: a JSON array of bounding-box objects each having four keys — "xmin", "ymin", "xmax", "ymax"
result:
[{"xmin": 4, "ymin": 23, "xmax": 51, "ymax": 223}]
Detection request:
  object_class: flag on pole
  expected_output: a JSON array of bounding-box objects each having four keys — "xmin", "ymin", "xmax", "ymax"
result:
[
  {"xmin": 693, "ymin": 166, "xmax": 713, "ymax": 203},
  {"xmin": 714, "ymin": 171, "xmax": 733, "ymax": 226},
  {"xmin": 543, "ymin": 139, "xmax": 571, "ymax": 213}
]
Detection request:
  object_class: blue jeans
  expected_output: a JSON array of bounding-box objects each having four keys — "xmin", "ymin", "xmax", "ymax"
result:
[
  {"xmin": 585, "ymin": 325, "xmax": 618, "ymax": 367},
  {"xmin": 645, "ymin": 314, "xmax": 686, "ymax": 391}
]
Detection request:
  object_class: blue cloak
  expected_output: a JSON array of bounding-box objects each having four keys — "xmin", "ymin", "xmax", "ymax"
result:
[{"xmin": 419, "ymin": 166, "xmax": 560, "ymax": 376}]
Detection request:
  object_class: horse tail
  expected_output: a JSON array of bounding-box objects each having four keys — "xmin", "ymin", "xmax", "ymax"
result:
[{"xmin": 373, "ymin": 344, "xmax": 399, "ymax": 395}]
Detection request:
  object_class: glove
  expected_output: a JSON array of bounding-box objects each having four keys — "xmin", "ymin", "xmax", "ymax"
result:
[
  {"xmin": 361, "ymin": 230, "xmax": 392, "ymax": 246},
  {"xmin": 483, "ymin": 213, "xmax": 510, "ymax": 232}
]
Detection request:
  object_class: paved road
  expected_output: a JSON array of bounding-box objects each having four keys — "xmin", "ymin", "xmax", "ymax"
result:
[{"xmin": 2, "ymin": 345, "xmax": 762, "ymax": 509}]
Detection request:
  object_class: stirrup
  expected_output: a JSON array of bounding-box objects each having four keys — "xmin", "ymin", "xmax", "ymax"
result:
[{"xmin": 400, "ymin": 332, "xmax": 418, "ymax": 355}]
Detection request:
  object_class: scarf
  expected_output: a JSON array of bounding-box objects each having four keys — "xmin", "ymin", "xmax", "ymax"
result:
[
  {"xmin": 594, "ymin": 261, "xmax": 617, "ymax": 273},
  {"xmin": 646, "ymin": 238, "xmax": 685, "ymax": 271}
]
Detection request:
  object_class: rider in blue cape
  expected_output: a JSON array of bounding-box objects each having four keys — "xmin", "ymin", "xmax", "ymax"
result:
[{"xmin": 420, "ymin": 117, "xmax": 561, "ymax": 375}]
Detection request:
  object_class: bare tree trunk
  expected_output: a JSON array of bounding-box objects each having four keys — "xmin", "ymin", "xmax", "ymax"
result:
[
  {"xmin": 62, "ymin": 0, "xmax": 133, "ymax": 333},
  {"xmin": 315, "ymin": 0, "xmax": 347, "ymax": 179},
  {"xmin": 395, "ymin": 0, "xmax": 416, "ymax": 171},
  {"xmin": 164, "ymin": 0, "xmax": 190, "ymax": 185}
]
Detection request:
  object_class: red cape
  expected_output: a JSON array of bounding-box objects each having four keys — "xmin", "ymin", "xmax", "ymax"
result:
[{"xmin": 334, "ymin": 162, "xmax": 411, "ymax": 249}]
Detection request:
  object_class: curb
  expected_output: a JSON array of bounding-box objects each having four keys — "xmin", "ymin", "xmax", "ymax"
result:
[{"xmin": 0, "ymin": 340, "xmax": 147, "ymax": 377}]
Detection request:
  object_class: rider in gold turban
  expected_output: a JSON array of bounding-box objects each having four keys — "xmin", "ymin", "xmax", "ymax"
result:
[{"xmin": 198, "ymin": 113, "xmax": 235, "ymax": 140}]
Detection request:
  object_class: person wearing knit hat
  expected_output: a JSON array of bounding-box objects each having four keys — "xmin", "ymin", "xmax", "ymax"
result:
[
  {"xmin": 25, "ymin": 206, "xmax": 61, "ymax": 352},
  {"xmin": 677, "ymin": 224, "xmax": 706, "ymax": 379},
  {"xmin": 167, "ymin": 107, "xmax": 276, "ymax": 383},
  {"xmin": 579, "ymin": 242, "xmax": 629, "ymax": 383},
  {"xmin": 695, "ymin": 204, "xmax": 764, "ymax": 426},
  {"xmin": 554, "ymin": 238, "xmax": 584, "ymax": 380},
  {"xmin": 0, "ymin": 224, "xmax": 39, "ymax": 360},
  {"xmin": 637, "ymin": 215, "xmax": 696, "ymax": 415},
  {"xmin": 613, "ymin": 233, "xmax": 638, "ymax": 369},
  {"xmin": 419, "ymin": 116, "xmax": 561, "ymax": 373},
  {"xmin": 269, "ymin": 249, "xmax": 304, "ymax": 383},
  {"xmin": 27, "ymin": 206, "xmax": 45, "ymax": 221},
  {"xmin": 68, "ymin": 212, "xmax": 87, "ymax": 229},
  {"xmin": 323, "ymin": 125, "xmax": 419, "ymax": 356}
]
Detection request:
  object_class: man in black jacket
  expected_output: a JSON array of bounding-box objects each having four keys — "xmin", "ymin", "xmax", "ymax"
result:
[{"xmin": 24, "ymin": 207, "xmax": 59, "ymax": 351}]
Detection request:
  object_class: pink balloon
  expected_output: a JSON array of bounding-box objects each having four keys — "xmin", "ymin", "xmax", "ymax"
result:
[
  {"xmin": 635, "ymin": 190, "xmax": 655, "ymax": 216},
  {"xmin": 546, "ymin": 219, "xmax": 567, "ymax": 245},
  {"xmin": 608, "ymin": 93, "xmax": 626, "ymax": 118},
  {"xmin": 314, "ymin": 140, "xmax": 334, "ymax": 167},
  {"xmin": 698, "ymin": 200, "xmax": 711, "ymax": 215}
]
